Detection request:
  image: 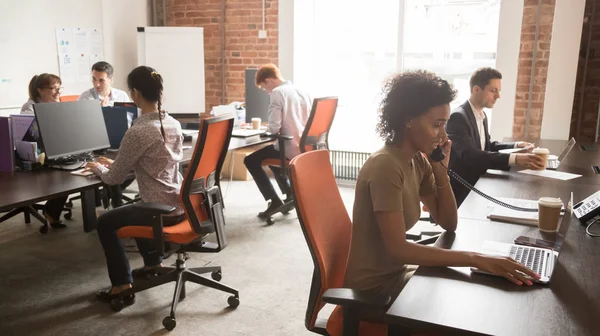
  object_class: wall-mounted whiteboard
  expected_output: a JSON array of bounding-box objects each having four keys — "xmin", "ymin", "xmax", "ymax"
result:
[{"xmin": 137, "ymin": 27, "xmax": 205, "ymax": 114}]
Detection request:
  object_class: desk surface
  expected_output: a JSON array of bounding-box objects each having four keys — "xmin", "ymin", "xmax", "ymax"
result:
[
  {"xmin": 387, "ymin": 139, "xmax": 600, "ymax": 335},
  {"xmin": 0, "ymin": 169, "xmax": 101, "ymax": 211}
]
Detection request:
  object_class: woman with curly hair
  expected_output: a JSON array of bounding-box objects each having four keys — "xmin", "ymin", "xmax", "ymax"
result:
[{"xmin": 344, "ymin": 70, "xmax": 539, "ymax": 304}]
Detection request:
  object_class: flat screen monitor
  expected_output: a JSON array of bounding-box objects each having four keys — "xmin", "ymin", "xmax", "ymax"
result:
[
  {"xmin": 245, "ymin": 68, "xmax": 270, "ymax": 123},
  {"xmin": 33, "ymin": 100, "xmax": 110, "ymax": 159}
]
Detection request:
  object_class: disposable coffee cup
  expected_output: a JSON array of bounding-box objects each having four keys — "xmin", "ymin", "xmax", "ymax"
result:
[
  {"xmin": 532, "ymin": 147, "xmax": 549, "ymax": 170},
  {"xmin": 251, "ymin": 117, "xmax": 261, "ymax": 130},
  {"xmin": 538, "ymin": 197, "xmax": 563, "ymax": 232}
]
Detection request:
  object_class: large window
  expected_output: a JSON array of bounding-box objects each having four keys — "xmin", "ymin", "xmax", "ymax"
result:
[{"xmin": 295, "ymin": 0, "xmax": 501, "ymax": 152}]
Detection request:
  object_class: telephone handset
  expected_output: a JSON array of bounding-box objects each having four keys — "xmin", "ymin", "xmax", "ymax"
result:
[{"xmin": 430, "ymin": 146, "xmax": 538, "ymax": 212}]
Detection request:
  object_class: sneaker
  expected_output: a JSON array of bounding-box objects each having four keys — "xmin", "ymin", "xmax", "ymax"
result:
[{"xmin": 258, "ymin": 199, "xmax": 284, "ymax": 219}]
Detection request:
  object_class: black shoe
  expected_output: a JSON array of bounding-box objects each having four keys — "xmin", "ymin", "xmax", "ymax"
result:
[
  {"xmin": 50, "ymin": 221, "xmax": 67, "ymax": 229},
  {"xmin": 258, "ymin": 199, "xmax": 283, "ymax": 219},
  {"xmin": 132, "ymin": 267, "xmax": 160, "ymax": 280},
  {"xmin": 96, "ymin": 288, "xmax": 135, "ymax": 305}
]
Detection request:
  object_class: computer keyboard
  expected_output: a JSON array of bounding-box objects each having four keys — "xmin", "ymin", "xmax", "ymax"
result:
[{"xmin": 510, "ymin": 246, "xmax": 544, "ymax": 275}]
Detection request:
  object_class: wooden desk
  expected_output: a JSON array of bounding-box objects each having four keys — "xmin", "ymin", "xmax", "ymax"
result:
[
  {"xmin": 387, "ymin": 139, "xmax": 600, "ymax": 335},
  {"xmin": 0, "ymin": 170, "xmax": 100, "ymax": 232}
]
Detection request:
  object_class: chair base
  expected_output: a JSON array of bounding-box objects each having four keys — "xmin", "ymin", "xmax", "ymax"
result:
[{"xmin": 108, "ymin": 252, "xmax": 240, "ymax": 331}]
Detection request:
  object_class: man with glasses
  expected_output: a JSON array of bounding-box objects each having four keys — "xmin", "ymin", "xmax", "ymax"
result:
[{"xmin": 78, "ymin": 61, "xmax": 130, "ymax": 106}]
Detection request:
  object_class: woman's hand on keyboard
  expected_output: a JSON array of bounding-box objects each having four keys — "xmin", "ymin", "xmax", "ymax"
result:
[{"xmin": 474, "ymin": 254, "xmax": 540, "ymax": 286}]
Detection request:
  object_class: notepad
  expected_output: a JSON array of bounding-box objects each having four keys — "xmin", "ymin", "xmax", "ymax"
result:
[
  {"xmin": 518, "ymin": 169, "xmax": 581, "ymax": 181},
  {"xmin": 70, "ymin": 168, "xmax": 94, "ymax": 176}
]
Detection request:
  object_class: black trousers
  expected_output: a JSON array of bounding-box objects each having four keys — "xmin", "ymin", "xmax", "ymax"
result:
[
  {"xmin": 44, "ymin": 196, "xmax": 68, "ymax": 221},
  {"xmin": 243, "ymin": 145, "xmax": 290, "ymax": 202},
  {"xmin": 96, "ymin": 203, "xmax": 185, "ymax": 286},
  {"xmin": 107, "ymin": 178, "xmax": 135, "ymax": 208}
]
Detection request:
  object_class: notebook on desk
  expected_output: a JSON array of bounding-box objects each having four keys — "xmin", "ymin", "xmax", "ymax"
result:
[{"xmin": 487, "ymin": 197, "xmax": 563, "ymax": 226}]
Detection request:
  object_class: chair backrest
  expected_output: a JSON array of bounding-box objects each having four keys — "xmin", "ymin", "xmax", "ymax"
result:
[
  {"xmin": 59, "ymin": 95, "xmax": 79, "ymax": 102},
  {"xmin": 180, "ymin": 115, "xmax": 234, "ymax": 235},
  {"xmin": 300, "ymin": 97, "xmax": 338, "ymax": 153},
  {"xmin": 289, "ymin": 149, "xmax": 351, "ymax": 333}
]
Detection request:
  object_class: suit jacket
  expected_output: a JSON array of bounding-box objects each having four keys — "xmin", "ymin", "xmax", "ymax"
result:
[{"xmin": 446, "ymin": 101, "xmax": 515, "ymax": 206}]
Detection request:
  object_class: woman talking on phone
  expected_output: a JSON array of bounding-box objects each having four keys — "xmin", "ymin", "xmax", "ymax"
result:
[{"xmin": 344, "ymin": 70, "xmax": 539, "ymax": 306}]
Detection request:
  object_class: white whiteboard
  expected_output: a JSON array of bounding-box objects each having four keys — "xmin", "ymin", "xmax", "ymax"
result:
[
  {"xmin": 0, "ymin": 0, "xmax": 103, "ymax": 109},
  {"xmin": 137, "ymin": 27, "xmax": 205, "ymax": 114}
]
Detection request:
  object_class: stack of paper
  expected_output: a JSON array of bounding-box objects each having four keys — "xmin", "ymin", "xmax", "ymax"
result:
[{"xmin": 487, "ymin": 198, "xmax": 540, "ymax": 226}]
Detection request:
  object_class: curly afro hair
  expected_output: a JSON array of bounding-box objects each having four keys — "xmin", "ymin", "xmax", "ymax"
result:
[{"xmin": 376, "ymin": 70, "xmax": 456, "ymax": 144}]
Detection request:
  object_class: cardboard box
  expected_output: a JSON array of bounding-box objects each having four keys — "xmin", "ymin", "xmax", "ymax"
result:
[{"xmin": 221, "ymin": 143, "xmax": 274, "ymax": 181}]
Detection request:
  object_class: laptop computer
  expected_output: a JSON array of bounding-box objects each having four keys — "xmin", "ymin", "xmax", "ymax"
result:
[
  {"xmin": 547, "ymin": 138, "xmax": 576, "ymax": 170},
  {"xmin": 472, "ymin": 192, "xmax": 573, "ymax": 284},
  {"xmin": 231, "ymin": 128, "xmax": 266, "ymax": 138}
]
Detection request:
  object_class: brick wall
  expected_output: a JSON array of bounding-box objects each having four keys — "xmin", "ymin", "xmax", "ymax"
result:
[
  {"xmin": 165, "ymin": 0, "xmax": 279, "ymax": 114},
  {"xmin": 513, "ymin": 0, "xmax": 556, "ymax": 140},
  {"xmin": 571, "ymin": 0, "xmax": 600, "ymax": 141}
]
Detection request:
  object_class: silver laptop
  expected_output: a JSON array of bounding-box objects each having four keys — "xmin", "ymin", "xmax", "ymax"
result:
[
  {"xmin": 472, "ymin": 192, "xmax": 573, "ymax": 284},
  {"xmin": 231, "ymin": 128, "xmax": 266, "ymax": 138},
  {"xmin": 547, "ymin": 138, "xmax": 576, "ymax": 170}
]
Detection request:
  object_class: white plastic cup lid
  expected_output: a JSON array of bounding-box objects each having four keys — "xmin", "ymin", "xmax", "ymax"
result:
[
  {"xmin": 538, "ymin": 197, "xmax": 563, "ymax": 208},
  {"xmin": 532, "ymin": 147, "xmax": 550, "ymax": 155}
]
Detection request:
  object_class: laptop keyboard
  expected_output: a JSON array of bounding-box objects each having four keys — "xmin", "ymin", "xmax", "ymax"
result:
[
  {"xmin": 509, "ymin": 246, "xmax": 544, "ymax": 275},
  {"xmin": 547, "ymin": 160, "xmax": 559, "ymax": 169}
]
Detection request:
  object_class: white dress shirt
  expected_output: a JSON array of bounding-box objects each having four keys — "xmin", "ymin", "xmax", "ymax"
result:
[
  {"xmin": 468, "ymin": 100, "xmax": 518, "ymax": 166},
  {"xmin": 77, "ymin": 87, "xmax": 131, "ymax": 106},
  {"xmin": 20, "ymin": 99, "xmax": 36, "ymax": 115},
  {"xmin": 267, "ymin": 80, "xmax": 312, "ymax": 159}
]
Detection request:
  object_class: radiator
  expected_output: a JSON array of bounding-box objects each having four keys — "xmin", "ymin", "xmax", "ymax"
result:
[{"xmin": 330, "ymin": 150, "xmax": 371, "ymax": 181}]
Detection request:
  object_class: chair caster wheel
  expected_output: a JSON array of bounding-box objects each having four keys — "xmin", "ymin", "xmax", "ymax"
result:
[
  {"xmin": 110, "ymin": 298, "xmax": 124, "ymax": 312},
  {"xmin": 66, "ymin": 201, "xmax": 73, "ymax": 208},
  {"xmin": 64, "ymin": 212, "xmax": 72, "ymax": 220},
  {"xmin": 227, "ymin": 295, "xmax": 240, "ymax": 308},
  {"xmin": 39, "ymin": 225, "xmax": 48, "ymax": 234},
  {"xmin": 162, "ymin": 316, "xmax": 176, "ymax": 331},
  {"xmin": 211, "ymin": 270, "xmax": 222, "ymax": 281},
  {"xmin": 266, "ymin": 217, "xmax": 274, "ymax": 225}
]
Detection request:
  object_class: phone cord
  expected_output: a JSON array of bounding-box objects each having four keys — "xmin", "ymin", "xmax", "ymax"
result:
[{"xmin": 440, "ymin": 162, "xmax": 538, "ymax": 212}]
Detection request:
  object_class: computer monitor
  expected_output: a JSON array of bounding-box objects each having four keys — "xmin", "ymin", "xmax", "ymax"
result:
[
  {"xmin": 102, "ymin": 106, "xmax": 138, "ymax": 149},
  {"xmin": 33, "ymin": 100, "xmax": 111, "ymax": 159},
  {"xmin": 245, "ymin": 68, "xmax": 270, "ymax": 123},
  {"xmin": 114, "ymin": 102, "xmax": 136, "ymax": 108}
]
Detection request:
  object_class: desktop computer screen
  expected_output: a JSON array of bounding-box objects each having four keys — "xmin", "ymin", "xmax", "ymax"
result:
[
  {"xmin": 245, "ymin": 68, "xmax": 270, "ymax": 123},
  {"xmin": 33, "ymin": 100, "xmax": 110, "ymax": 159}
]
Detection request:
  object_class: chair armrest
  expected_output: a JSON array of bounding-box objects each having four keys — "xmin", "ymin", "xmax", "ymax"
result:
[
  {"xmin": 130, "ymin": 203, "xmax": 177, "ymax": 257},
  {"xmin": 322, "ymin": 288, "xmax": 391, "ymax": 308},
  {"xmin": 131, "ymin": 202, "xmax": 176, "ymax": 215},
  {"xmin": 264, "ymin": 132, "xmax": 293, "ymax": 141}
]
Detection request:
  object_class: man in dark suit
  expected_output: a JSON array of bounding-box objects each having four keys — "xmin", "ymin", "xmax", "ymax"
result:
[{"xmin": 446, "ymin": 67, "xmax": 545, "ymax": 207}]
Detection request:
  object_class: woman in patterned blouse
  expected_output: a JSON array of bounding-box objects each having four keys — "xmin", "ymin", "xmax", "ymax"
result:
[{"xmin": 87, "ymin": 66, "xmax": 185, "ymax": 305}]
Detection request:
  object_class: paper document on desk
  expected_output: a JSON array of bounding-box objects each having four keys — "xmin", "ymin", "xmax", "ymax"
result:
[
  {"xmin": 518, "ymin": 169, "xmax": 581, "ymax": 181},
  {"xmin": 487, "ymin": 198, "xmax": 539, "ymax": 226},
  {"xmin": 499, "ymin": 147, "xmax": 527, "ymax": 154}
]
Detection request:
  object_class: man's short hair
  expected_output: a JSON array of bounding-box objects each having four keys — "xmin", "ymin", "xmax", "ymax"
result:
[
  {"xmin": 255, "ymin": 64, "xmax": 282, "ymax": 86},
  {"xmin": 470, "ymin": 67, "xmax": 502, "ymax": 91},
  {"xmin": 91, "ymin": 61, "xmax": 114, "ymax": 78}
]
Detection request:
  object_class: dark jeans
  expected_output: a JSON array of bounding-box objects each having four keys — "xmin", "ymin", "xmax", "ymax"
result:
[
  {"xmin": 96, "ymin": 203, "xmax": 185, "ymax": 286},
  {"xmin": 243, "ymin": 145, "xmax": 290, "ymax": 202},
  {"xmin": 44, "ymin": 196, "xmax": 68, "ymax": 221}
]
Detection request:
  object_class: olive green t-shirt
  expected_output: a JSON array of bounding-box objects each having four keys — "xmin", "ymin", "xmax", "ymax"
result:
[{"xmin": 344, "ymin": 145, "xmax": 437, "ymax": 295}]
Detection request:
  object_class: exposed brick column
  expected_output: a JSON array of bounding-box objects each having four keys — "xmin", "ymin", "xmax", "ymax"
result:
[
  {"xmin": 165, "ymin": 0, "xmax": 279, "ymax": 114},
  {"xmin": 513, "ymin": 0, "xmax": 556, "ymax": 139}
]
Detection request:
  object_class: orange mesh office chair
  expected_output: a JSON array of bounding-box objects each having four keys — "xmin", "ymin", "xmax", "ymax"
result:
[
  {"xmin": 261, "ymin": 96, "xmax": 338, "ymax": 225},
  {"xmin": 289, "ymin": 149, "xmax": 389, "ymax": 336},
  {"xmin": 59, "ymin": 95, "xmax": 79, "ymax": 102},
  {"xmin": 109, "ymin": 115, "xmax": 239, "ymax": 331}
]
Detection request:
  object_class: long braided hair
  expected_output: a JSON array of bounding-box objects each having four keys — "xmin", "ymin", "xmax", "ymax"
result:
[{"xmin": 127, "ymin": 66, "xmax": 167, "ymax": 141}]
